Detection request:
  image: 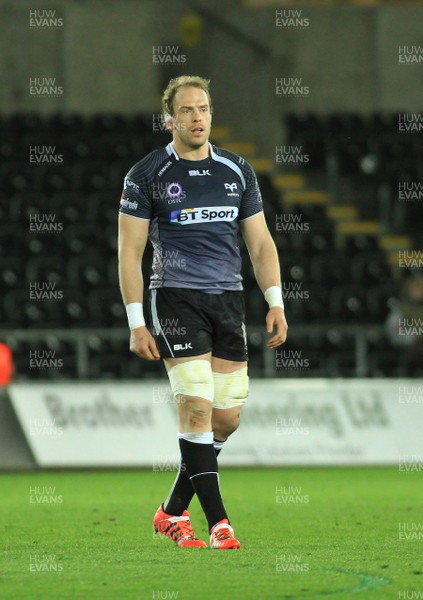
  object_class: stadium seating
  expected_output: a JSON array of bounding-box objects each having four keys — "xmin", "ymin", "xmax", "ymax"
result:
[{"xmin": 1, "ymin": 112, "xmax": 420, "ymax": 378}]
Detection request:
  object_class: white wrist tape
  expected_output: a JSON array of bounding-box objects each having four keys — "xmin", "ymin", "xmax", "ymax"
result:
[
  {"xmin": 126, "ymin": 302, "xmax": 146, "ymax": 329},
  {"xmin": 264, "ymin": 286, "xmax": 284, "ymax": 309}
]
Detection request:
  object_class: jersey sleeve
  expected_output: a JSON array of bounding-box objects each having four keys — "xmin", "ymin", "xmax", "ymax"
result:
[
  {"xmin": 238, "ymin": 162, "xmax": 263, "ymax": 221},
  {"xmin": 118, "ymin": 171, "xmax": 152, "ymax": 220}
]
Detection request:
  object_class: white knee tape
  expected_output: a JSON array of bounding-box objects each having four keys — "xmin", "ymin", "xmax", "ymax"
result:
[
  {"xmin": 212, "ymin": 367, "xmax": 249, "ymax": 409},
  {"xmin": 167, "ymin": 360, "xmax": 214, "ymax": 402}
]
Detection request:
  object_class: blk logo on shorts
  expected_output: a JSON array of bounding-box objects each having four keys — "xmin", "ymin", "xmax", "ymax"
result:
[{"xmin": 174, "ymin": 343, "xmax": 193, "ymax": 351}]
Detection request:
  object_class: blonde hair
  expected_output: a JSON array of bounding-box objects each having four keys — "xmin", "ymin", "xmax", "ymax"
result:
[{"xmin": 161, "ymin": 75, "xmax": 212, "ymax": 121}]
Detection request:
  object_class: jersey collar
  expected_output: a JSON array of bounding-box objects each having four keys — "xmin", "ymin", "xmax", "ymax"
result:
[{"xmin": 166, "ymin": 141, "xmax": 213, "ymax": 161}]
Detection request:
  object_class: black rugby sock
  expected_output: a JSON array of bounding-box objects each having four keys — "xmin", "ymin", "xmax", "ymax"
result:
[
  {"xmin": 163, "ymin": 437, "xmax": 226, "ymax": 517},
  {"xmin": 178, "ymin": 436, "xmax": 228, "ymax": 531}
]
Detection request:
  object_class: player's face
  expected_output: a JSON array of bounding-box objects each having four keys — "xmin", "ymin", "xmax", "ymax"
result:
[{"xmin": 170, "ymin": 87, "xmax": 212, "ymax": 150}]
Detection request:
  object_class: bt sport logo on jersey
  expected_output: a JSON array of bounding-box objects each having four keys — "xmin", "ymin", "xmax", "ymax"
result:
[{"xmin": 168, "ymin": 206, "xmax": 239, "ymax": 225}]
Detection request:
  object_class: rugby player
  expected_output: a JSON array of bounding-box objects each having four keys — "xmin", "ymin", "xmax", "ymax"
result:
[{"xmin": 118, "ymin": 75, "xmax": 288, "ymax": 549}]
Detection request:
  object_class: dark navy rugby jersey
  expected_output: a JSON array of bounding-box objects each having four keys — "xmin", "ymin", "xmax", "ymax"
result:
[{"xmin": 119, "ymin": 142, "xmax": 263, "ymax": 292}]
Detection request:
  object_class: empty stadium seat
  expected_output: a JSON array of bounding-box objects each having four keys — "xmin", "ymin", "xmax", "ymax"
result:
[{"xmin": 310, "ymin": 253, "xmax": 352, "ymax": 286}]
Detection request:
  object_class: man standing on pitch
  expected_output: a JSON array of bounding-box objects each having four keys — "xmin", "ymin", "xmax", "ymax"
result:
[{"xmin": 118, "ymin": 75, "xmax": 287, "ymax": 549}]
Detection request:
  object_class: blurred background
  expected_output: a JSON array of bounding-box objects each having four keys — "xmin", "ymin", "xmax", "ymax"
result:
[{"xmin": 0, "ymin": 0, "xmax": 422, "ymax": 406}]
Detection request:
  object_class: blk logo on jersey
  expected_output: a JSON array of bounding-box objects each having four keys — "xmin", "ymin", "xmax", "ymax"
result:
[
  {"xmin": 189, "ymin": 169, "xmax": 211, "ymax": 176},
  {"xmin": 168, "ymin": 206, "xmax": 239, "ymax": 225}
]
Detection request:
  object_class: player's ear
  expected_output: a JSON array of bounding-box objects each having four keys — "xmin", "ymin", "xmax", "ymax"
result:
[{"xmin": 164, "ymin": 113, "xmax": 173, "ymax": 132}]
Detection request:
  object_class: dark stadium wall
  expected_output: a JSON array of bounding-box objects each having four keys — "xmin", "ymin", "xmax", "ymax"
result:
[
  {"xmin": 0, "ymin": 1, "xmax": 421, "ymax": 141},
  {"xmin": 0, "ymin": 0, "xmax": 160, "ymax": 115},
  {"xmin": 373, "ymin": 5, "xmax": 423, "ymax": 111},
  {"xmin": 201, "ymin": 3, "xmax": 423, "ymax": 151}
]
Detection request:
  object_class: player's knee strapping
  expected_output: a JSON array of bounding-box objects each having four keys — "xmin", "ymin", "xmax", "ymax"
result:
[
  {"xmin": 212, "ymin": 367, "xmax": 249, "ymax": 409},
  {"xmin": 167, "ymin": 359, "xmax": 214, "ymax": 401}
]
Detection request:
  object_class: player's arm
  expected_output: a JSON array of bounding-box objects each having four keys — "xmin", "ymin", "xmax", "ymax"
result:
[
  {"xmin": 240, "ymin": 212, "xmax": 288, "ymax": 348},
  {"xmin": 118, "ymin": 214, "xmax": 160, "ymax": 360}
]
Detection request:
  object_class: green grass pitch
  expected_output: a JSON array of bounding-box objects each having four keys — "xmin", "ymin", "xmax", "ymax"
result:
[{"xmin": 1, "ymin": 467, "xmax": 421, "ymax": 599}]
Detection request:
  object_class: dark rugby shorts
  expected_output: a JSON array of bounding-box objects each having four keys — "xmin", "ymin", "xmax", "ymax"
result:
[{"xmin": 148, "ymin": 287, "xmax": 248, "ymax": 361}]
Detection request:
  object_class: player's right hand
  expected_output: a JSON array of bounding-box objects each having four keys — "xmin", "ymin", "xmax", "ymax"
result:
[{"xmin": 129, "ymin": 326, "xmax": 161, "ymax": 360}]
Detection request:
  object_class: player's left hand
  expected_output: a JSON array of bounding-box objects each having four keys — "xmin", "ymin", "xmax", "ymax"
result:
[{"xmin": 266, "ymin": 307, "xmax": 288, "ymax": 348}]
